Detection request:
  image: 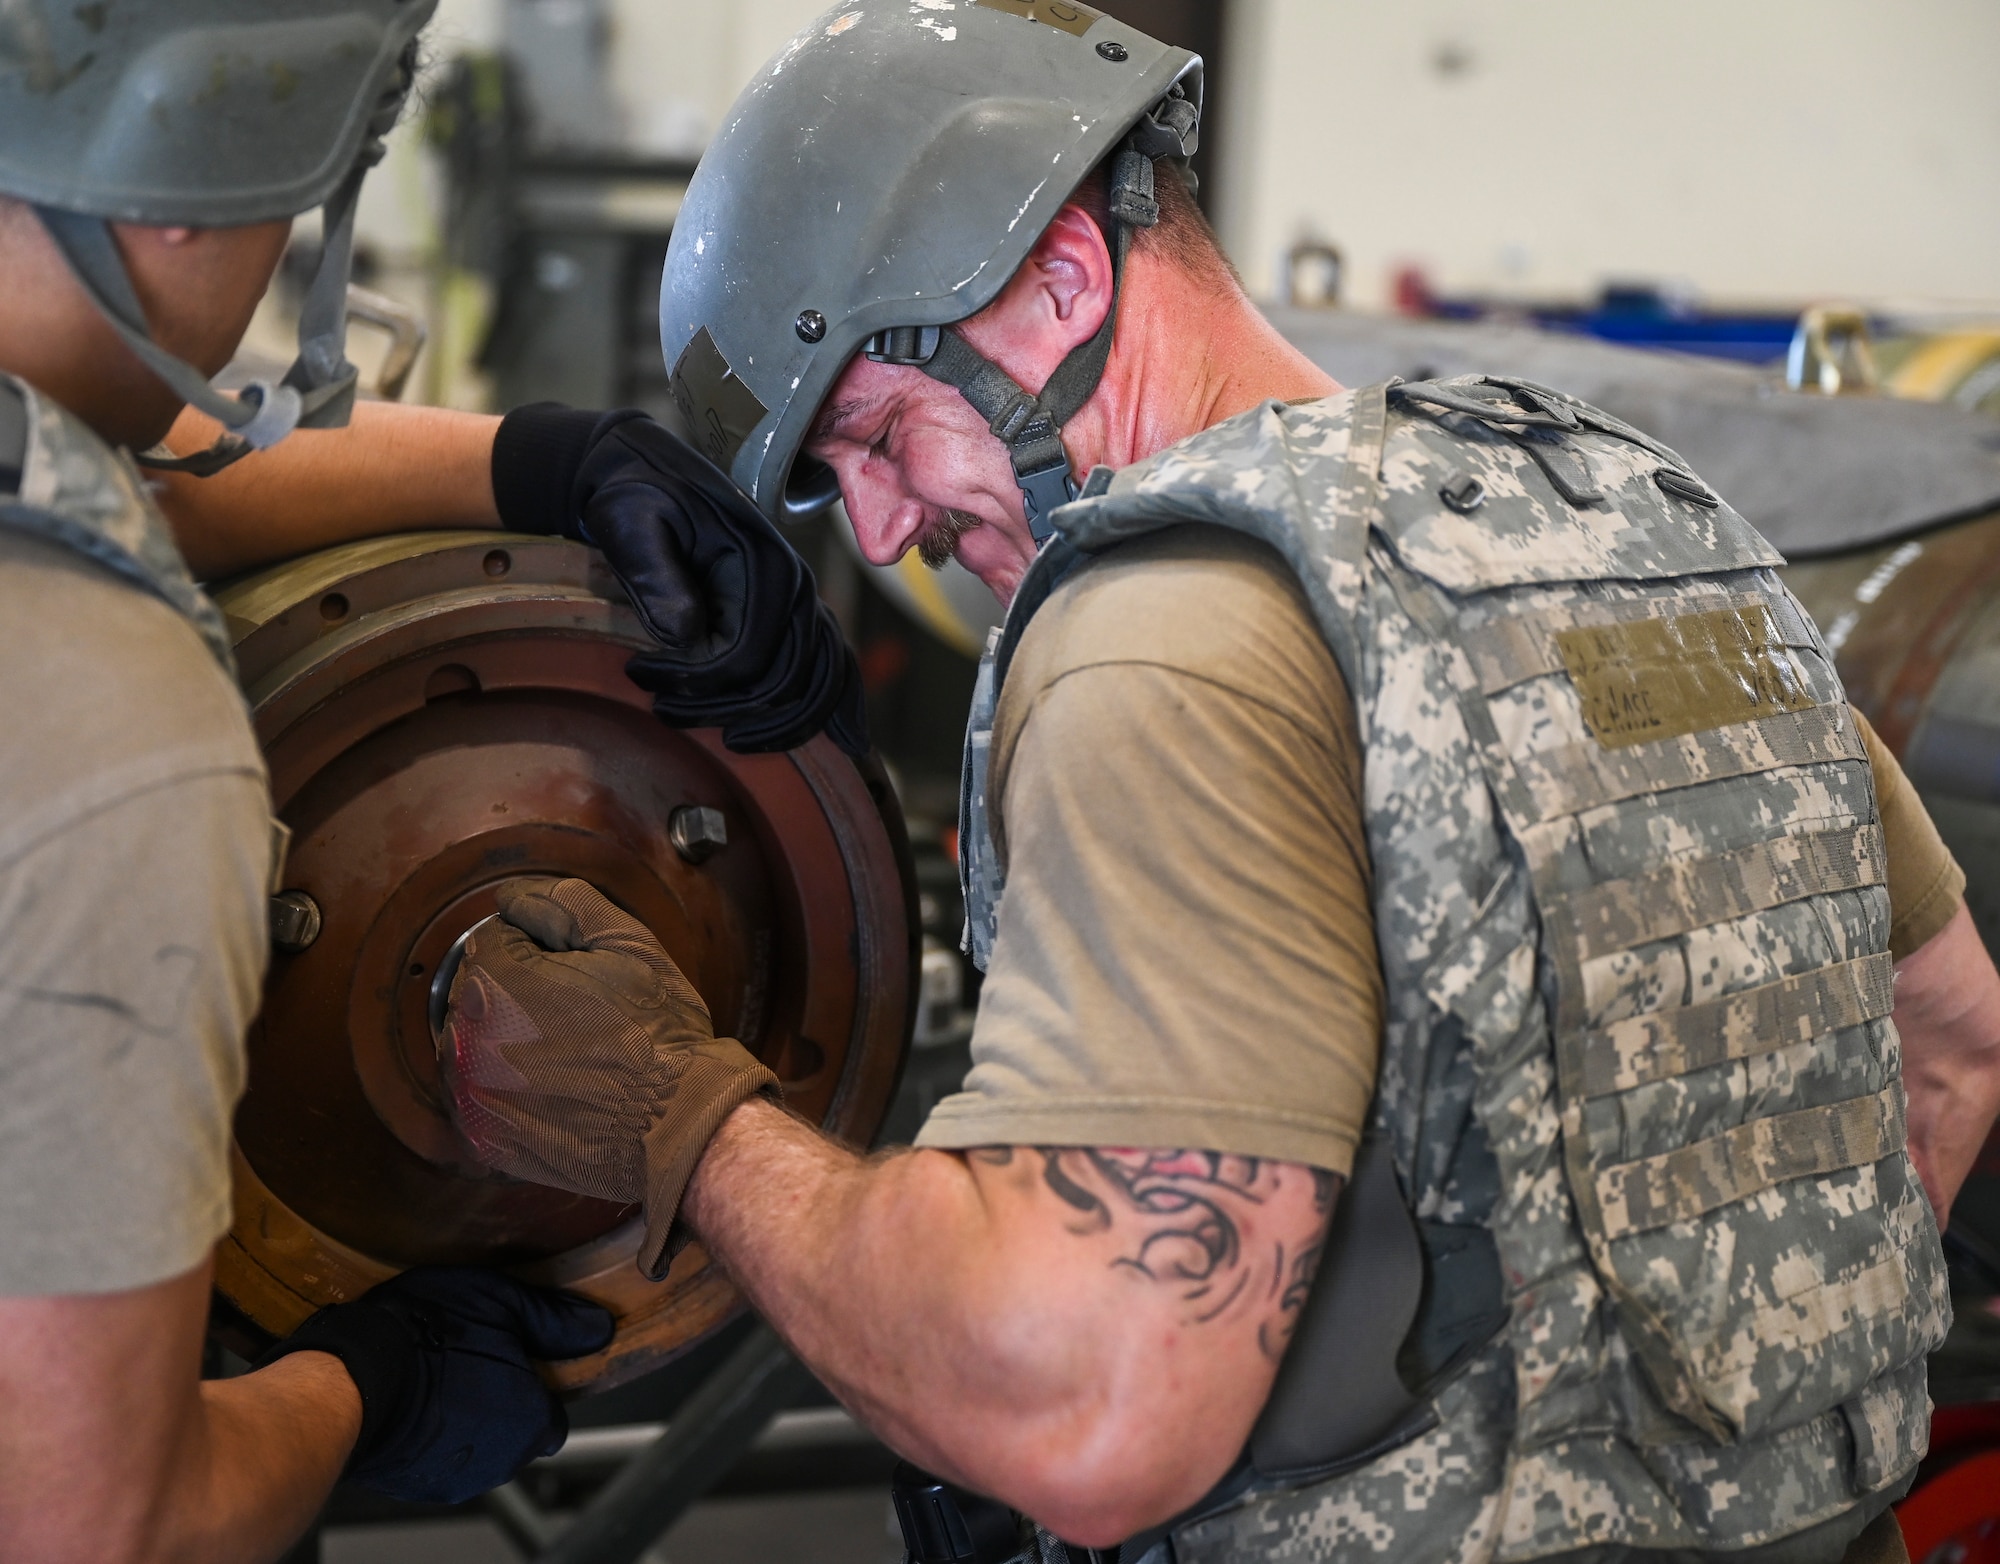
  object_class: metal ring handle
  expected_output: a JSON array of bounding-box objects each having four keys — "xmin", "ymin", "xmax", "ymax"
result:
[{"xmin": 428, "ymin": 913, "xmax": 501, "ymax": 1040}]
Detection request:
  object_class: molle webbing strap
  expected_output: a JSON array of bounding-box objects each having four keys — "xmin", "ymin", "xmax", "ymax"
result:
[
  {"xmin": 1511, "ymin": 703, "xmax": 1865, "ymax": 821},
  {"xmin": 1465, "ymin": 592, "xmax": 1820, "ymax": 696},
  {"xmin": 1392, "ymin": 374, "xmax": 1694, "ymax": 476},
  {"xmin": 1336, "ymin": 379, "xmax": 1394, "ymax": 546},
  {"xmin": 1392, "ymin": 377, "xmax": 1582, "ymax": 431},
  {"xmin": 1390, "ymin": 378, "xmax": 1604, "ymax": 507},
  {"xmin": 1595, "ymin": 1084, "xmax": 1905, "ymax": 1238},
  {"xmin": 1551, "ymin": 822, "xmax": 1884, "ymax": 962},
  {"xmin": 1578, "ymin": 951, "xmax": 1896, "ymax": 1097}
]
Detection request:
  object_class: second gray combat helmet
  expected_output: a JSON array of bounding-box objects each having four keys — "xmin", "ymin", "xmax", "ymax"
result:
[
  {"xmin": 0, "ymin": 0, "xmax": 436, "ymax": 470},
  {"xmin": 660, "ymin": 1, "xmax": 1200, "ymax": 526}
]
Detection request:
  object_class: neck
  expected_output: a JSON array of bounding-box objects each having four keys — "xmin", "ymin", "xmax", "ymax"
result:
[{"xmin": 1066, "ymin": 249, "xmax": 1342, "ymax": 475}]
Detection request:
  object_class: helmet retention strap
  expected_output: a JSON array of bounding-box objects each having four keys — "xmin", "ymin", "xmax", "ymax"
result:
[
  {"xmin": 32, "ymin": 47, "xmax": 411, "ymax": 478},
  {"xmin": 869, "ymin": 137, "xmax": 1164, "ymax": 545}
]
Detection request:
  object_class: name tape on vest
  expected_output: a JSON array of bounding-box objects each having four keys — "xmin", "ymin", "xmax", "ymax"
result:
[{"xmin": 1557, "ymin": 604, "xmax": 1817, "ymax": 750}]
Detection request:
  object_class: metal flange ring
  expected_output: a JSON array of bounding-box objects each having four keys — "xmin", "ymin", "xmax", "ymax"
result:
[{"xmin": 212, "ymin": 531, "xmax": 915, "ymax": 1393}]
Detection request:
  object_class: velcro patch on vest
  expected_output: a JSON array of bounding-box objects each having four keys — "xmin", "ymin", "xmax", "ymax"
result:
[
  {"xmin": 1556, "ymin": 604, "xmax": 1816, "ymax": 750},
  {"xmin": 1466, "ymin": 591, "xmax": 1819, "ymax": 697}
]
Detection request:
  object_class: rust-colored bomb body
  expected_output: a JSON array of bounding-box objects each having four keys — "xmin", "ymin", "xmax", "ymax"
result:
[{"xmin": 211, "ymin": 532, "xmax": 915, "ymax": 1393}]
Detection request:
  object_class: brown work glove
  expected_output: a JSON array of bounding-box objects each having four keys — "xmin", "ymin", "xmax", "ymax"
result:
[{"xmin": 439, "ymin": 877, "xmax": 778, "ymax": 1278}]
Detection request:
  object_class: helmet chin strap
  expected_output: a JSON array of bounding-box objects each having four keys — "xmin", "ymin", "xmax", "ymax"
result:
[
  {"xmin": 36, "ymin": 185, "xmax": 360, "ymax": 476},
  {"xmin": 33, "ymin": 47, "xmax": 413, "ymax": 478},
  {"xmin": 864, "ymin": 91, "xmax": 1199, "ymax": 546}
]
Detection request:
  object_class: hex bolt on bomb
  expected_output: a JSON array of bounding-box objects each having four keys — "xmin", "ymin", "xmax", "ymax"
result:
[
  {"xmin": 669, "ymin": 805, "xmax": 729, "ymax": 864},
  {"xmin": 269, "ymin": 891, "xmax": 323, "ymax": 953},
  {"xmin": 210, "ymin": 531, "xmax": 917, "ymax": 1392}
]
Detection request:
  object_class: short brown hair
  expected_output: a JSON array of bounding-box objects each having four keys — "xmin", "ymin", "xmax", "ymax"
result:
[{"xmin": 1065, "ymin": 153, "xmax": 1238, "ymax": 290}]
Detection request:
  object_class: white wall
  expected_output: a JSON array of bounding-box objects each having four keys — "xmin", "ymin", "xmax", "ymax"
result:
[
  {"xmin": 354, "ymin": 0, "xmax": 834, "ymax": 256},
  {"xmin": 608, "ymin": 0, "xmax": 838, "ymax": 157},
  {"xmin": 1216, "ymin": 0, "xmax": 2000, "ymax": 312},
  {"xmin": 413, "ymin": 0, "xmax": 834, "ymax": 162},
  {"xmin": 359, "ymin": 0, "xmax": 2000, "ymax": 314}
]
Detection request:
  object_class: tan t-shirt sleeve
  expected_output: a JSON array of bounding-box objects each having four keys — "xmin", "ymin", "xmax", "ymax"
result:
[
  {"xmin": 0, "ymin": 532, "xmax": 272, "ymax": 1296},
  {"xmin": 914, "ymin": 527, "xmax": 1382, "ymax": 1176},
  {"xmin": 0, "ymin": 775, "xmax": 271, "ymax": 1295},
  {"xmin": 1853, "ymin": 706, "xmax": 1966, "ymax": 960}
]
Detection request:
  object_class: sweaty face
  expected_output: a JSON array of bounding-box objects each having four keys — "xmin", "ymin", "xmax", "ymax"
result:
[{"xmin": 803, "ymin": 354, "xmax": 1041, "ymax": 606}]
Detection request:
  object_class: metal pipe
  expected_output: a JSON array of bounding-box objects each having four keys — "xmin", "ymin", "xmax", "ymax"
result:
[
  {"xmin": 486, "ymin": 1481, "xmax": 564, "ymax": 1557},
  {"xmin": 533, "ymin": 1322, "xmax": 813, "ymax": 1564},
  {"xmin": 537, "ymin": 1405, "xmax": 870, "ymax": 1470}
]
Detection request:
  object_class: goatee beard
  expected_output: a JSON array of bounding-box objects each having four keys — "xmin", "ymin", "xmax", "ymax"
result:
[{"xmin": 918, "ymin": 508, "xmax": 982, "ymax": 571}]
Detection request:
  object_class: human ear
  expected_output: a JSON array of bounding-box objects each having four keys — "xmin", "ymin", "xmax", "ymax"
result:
[
  {"xmin": 958, "ymin": 199, "xmax": 1116, "ymax": 390},
  {"xmin": 1028, "ymin": 204, "xmax": 1114, "ymax": 339},
  {"xmin": 972, "ymin": 202, "xmax": 1113, "ymax": 363}
]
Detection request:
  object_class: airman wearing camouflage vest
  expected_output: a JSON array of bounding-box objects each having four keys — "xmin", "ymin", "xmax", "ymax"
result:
[{"xmin": 286, "ymin": 5, "xmax": 2000, "ymax": 1563}]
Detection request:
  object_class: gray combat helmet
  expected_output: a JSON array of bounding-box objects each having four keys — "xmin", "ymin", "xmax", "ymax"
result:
[
  {"xmin": 660, "ymin": 1, "xmax": 1201, "ymax": 532},
  {"xmin": 0, "ymin": 0, "xmax": 436, "ymax": 473}
]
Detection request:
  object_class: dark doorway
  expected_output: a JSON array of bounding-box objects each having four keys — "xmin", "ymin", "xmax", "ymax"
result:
[{"xmin": 1092, "ymin": 0, "xmax": 1229, "ymax": 217}]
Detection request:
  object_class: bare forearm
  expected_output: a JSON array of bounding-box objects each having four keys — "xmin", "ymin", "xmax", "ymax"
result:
[
  {"xmin": 155, "ymin": 402, "xmax": 502, "ymax": 580},
  {"xmin": 0, "ymin": 1268, "xmax": 361, "ymax": 1564},
  {"xmin": 1896, "ymin": 903, "xmax": 2000, "ymax": 1222},
  {"xmin": 156, "ymin": 1353, "xmax": 361, "ymax": 1564},
  {"xmin": 683, "ymin": 1100, "xmax": 1040, "ymax": 1481},
  {"xmin": 683, "ymin": 1099, "xmax": 1334, "ymax": 1542}
]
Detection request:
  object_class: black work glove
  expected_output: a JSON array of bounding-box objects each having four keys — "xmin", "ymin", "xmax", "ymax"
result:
[
  {"xmin": 492, "ymin": 403, "xmax": 867, "ymax": 757},
  {"xmin": 258, "ymin": 1266, "xmax": 614, "ymax": 1505}
]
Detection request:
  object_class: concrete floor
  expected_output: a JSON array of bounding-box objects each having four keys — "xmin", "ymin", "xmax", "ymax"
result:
[{"xmin": 322, "ymin": 1488, "xmax": 904, "ymax": 1564}]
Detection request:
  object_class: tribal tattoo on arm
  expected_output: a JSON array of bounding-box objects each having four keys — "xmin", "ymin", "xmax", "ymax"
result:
[{"xmin": 968, "ymin": 1148, "xmax": 1341, "ymax": 1362}]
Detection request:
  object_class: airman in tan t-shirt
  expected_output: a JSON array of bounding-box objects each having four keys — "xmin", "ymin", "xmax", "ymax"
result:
[{"xmin": 917, "ymin": 525, "xmax": 1965, "ymax": 1180}]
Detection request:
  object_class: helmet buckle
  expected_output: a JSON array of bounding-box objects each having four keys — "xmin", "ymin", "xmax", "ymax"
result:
[{"xmin": 865, "ymin": 326, "xmax": 943, "ymax": 367}]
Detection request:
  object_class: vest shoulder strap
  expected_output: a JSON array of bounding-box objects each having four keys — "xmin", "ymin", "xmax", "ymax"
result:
[{"xmin": 0, "ymin": 374, "xmax": 234, "ymax": 672}]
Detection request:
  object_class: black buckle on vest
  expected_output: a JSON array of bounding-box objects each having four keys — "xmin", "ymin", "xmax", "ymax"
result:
[
  {"xmin": 890, "ymin": 1462, "xmax": 1026, "ymax": 1564},
  {"xmin": 0, "ymin": 380, "xmax": 26, "ymax": 497}
]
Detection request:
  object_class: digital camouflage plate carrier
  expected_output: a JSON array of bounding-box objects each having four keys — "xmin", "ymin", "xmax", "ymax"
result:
[
  {"xmin": 958, "ymin": 376, "xmax": 1950, "ymax": 1563},
  {"xmin": 0, "ymin": 372, "xmax": 233, "ymax": 670}
]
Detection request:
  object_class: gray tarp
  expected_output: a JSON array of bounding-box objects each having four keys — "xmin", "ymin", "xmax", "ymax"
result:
[{"xmin": 1268, "ymin": 308, "xmax": 2000, "ymax": 559}]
